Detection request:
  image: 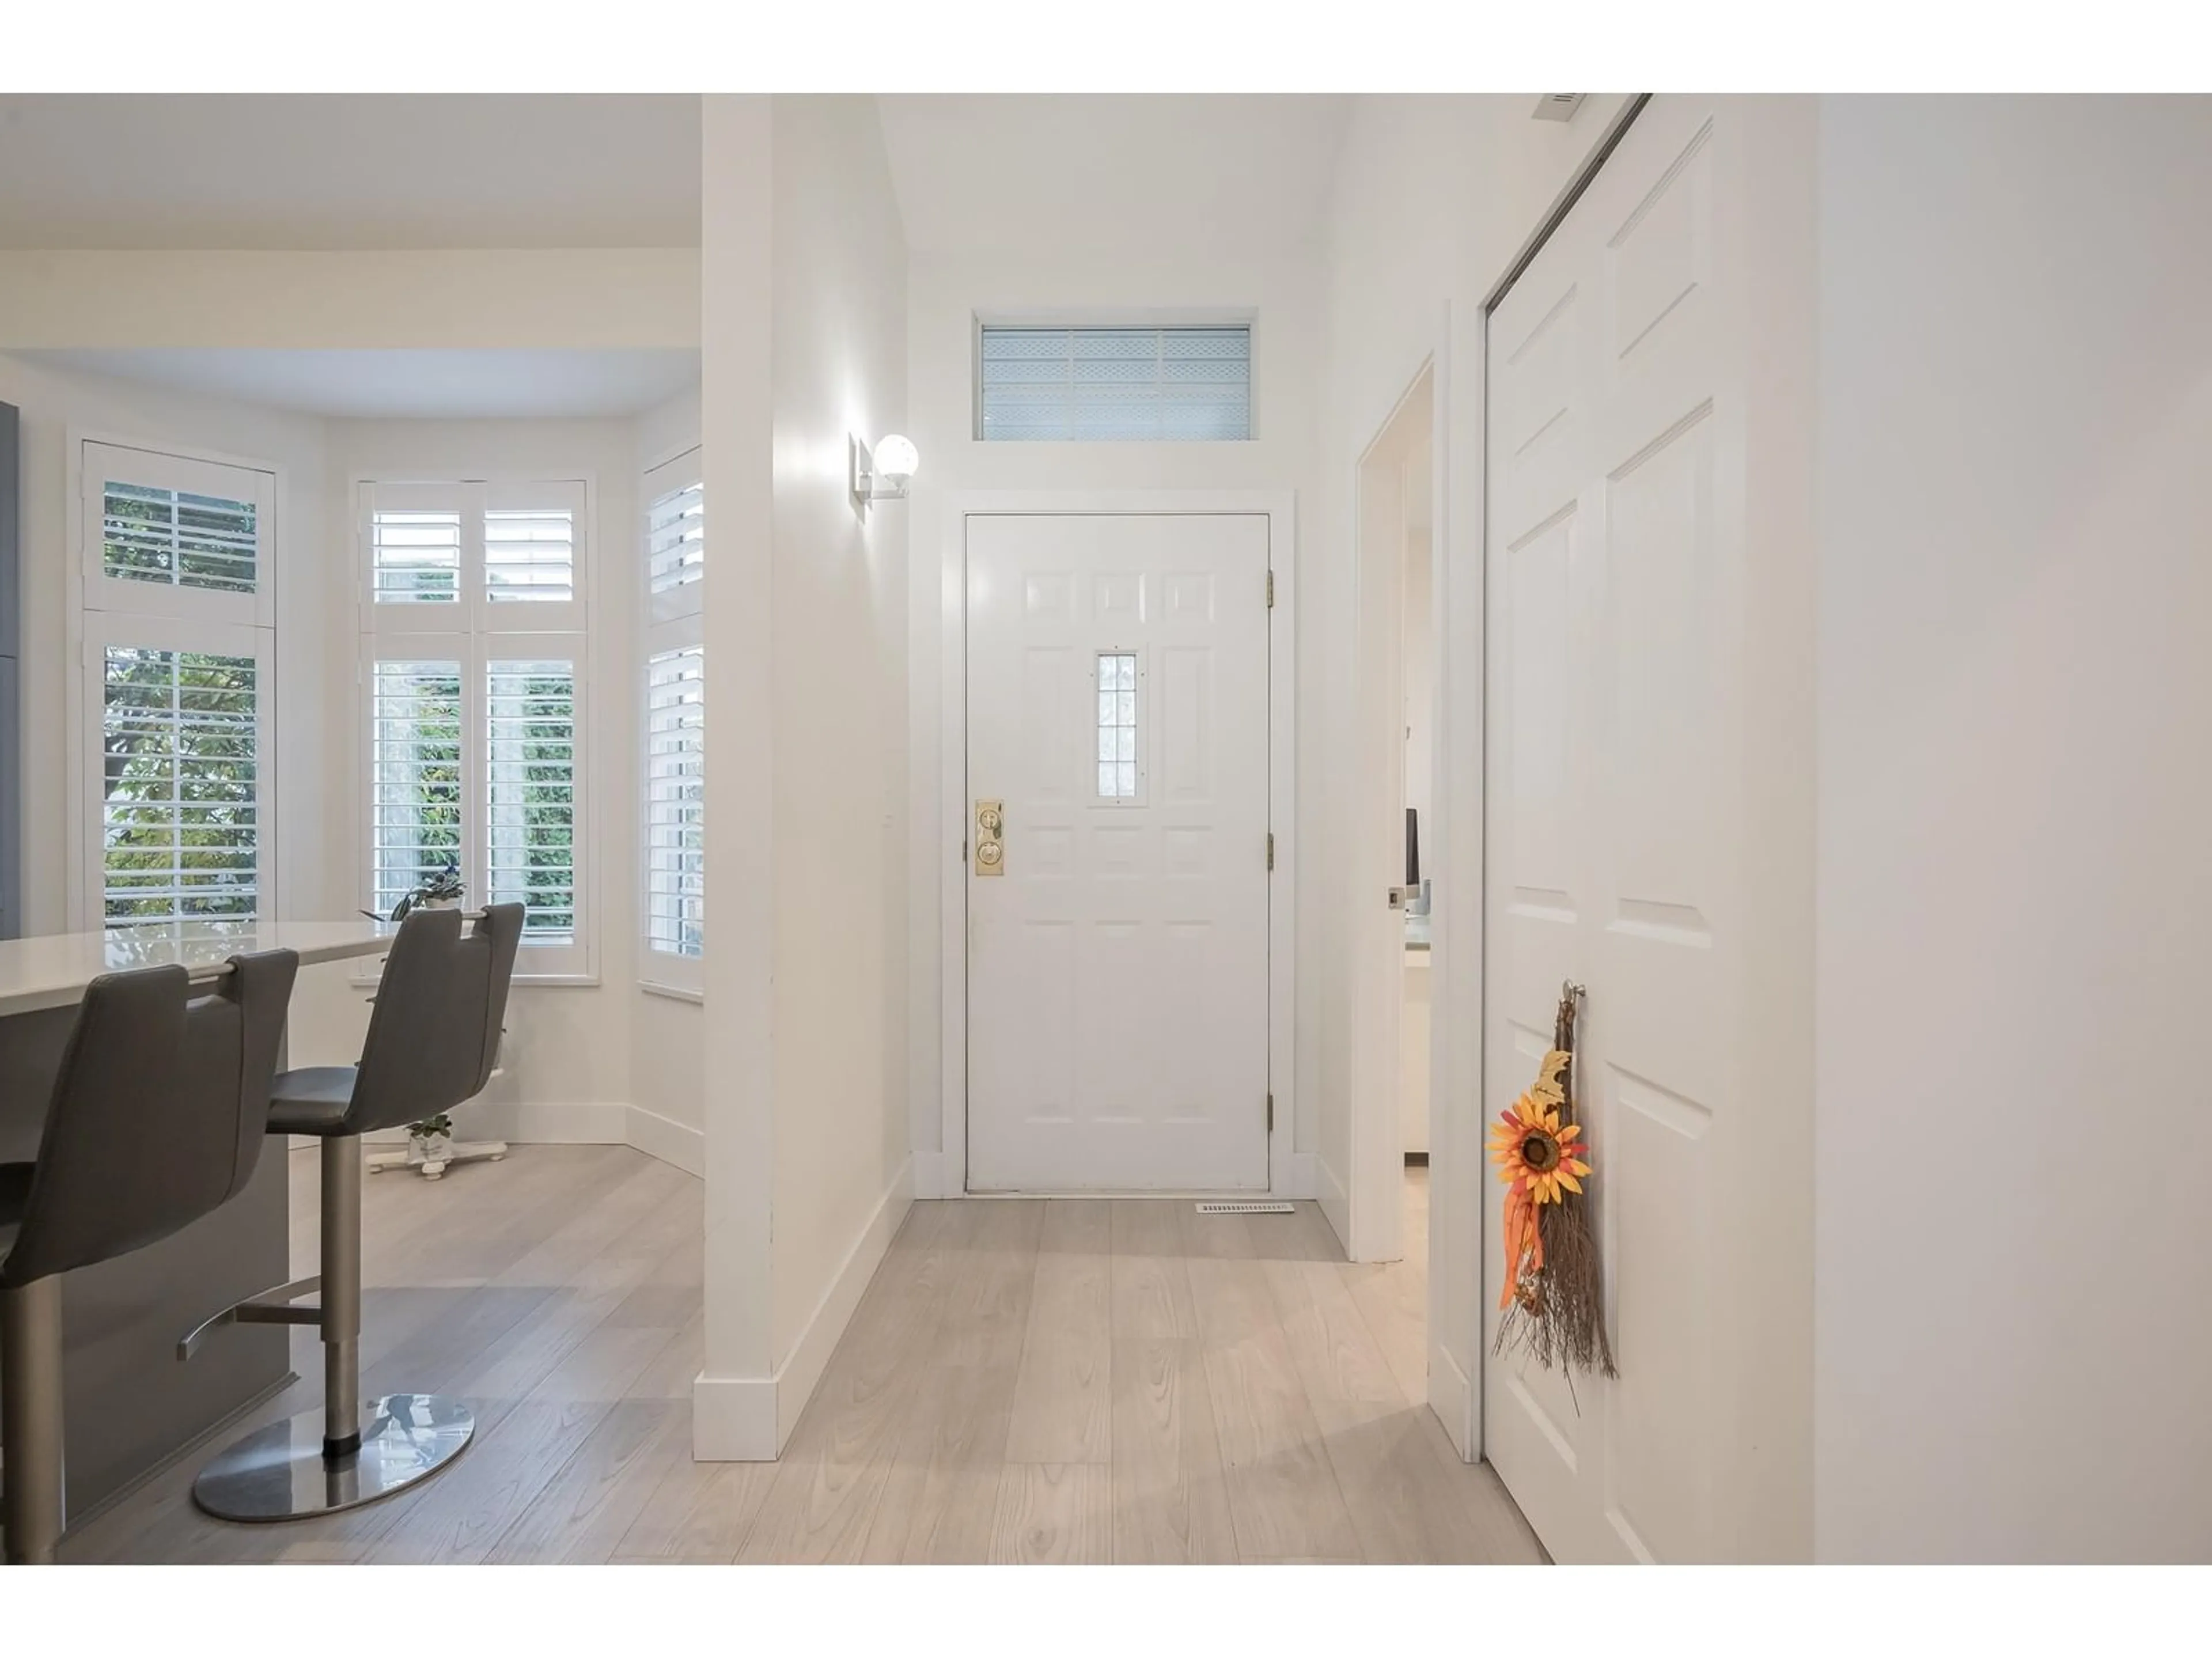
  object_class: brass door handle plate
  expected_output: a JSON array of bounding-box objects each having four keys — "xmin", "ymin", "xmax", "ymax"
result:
[{"xmin": 975, "ymin": 798, "xmax": 1005, "ymax": 876}]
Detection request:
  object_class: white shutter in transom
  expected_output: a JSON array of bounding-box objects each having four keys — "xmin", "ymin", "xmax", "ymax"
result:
[
  {"xmin": 370, "ymin": 489, "xmax": 466, "ymax": 607},
  {"xmin": 81, "ymin": 441, "xmax": 276, "ymax": 628}
]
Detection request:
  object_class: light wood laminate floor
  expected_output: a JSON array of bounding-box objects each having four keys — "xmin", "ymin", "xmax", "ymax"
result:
[{"xmin": 63, "ymin": 1148, "xmax": 1541, "ymax": 1564}]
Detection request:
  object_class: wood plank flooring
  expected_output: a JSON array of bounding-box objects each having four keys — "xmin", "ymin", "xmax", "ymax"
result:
[{"xmin": 62, "ymin": 1149, "xmax": 1541, "ymax": 1565}]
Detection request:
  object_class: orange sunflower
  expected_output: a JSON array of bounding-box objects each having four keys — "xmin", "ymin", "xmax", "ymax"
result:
[
  {"xmin": 1488, "ymin": 1085, "xmax": 1590, "ymax": 1206},
  {"xmin": 1489, "ymin": 1059, "xmax": 1592, "ymax": 1309}
]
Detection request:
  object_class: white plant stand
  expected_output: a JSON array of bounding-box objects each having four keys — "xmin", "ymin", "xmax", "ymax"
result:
[{"xmin": 368, "ymin": 1135, "xmax": 507, "ymax": 1182}]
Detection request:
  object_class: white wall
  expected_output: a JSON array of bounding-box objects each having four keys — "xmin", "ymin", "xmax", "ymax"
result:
[
  {"xmin": 903, "ymin": 243, "xmax": 1327, "ymax": 1194},
  {"xmin": 283, "ymin": 416, "xmax": 644, "ymax": 1146},
  {"xmin": 763, "ymin": 94, "xmax": 911, "ymax": 1382},
  {"xmin": 696, "ymin": 94, "xmax": 911, "ymax": 1457},
  {"xmin": 0, "ymin": 351, "xmax": 336, "ymax": 938},
  {"xmin": 1814, "ymin": 95, "xmax": 2212, "ymax": 1564}
]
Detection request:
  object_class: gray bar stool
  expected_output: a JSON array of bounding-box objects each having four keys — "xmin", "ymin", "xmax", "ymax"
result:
[
  {"xmin": 183, "ymin": 904, "xmax": 521, "ymax": 1522},
  {"xmin": 0, "ymin": 949, "xmax": 298, "ymax": 1565}
]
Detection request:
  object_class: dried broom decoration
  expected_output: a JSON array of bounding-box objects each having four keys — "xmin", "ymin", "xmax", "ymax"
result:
[{"xmin": 1491, "ymin": 981, "xmax": 1616, "ymax": 1381}]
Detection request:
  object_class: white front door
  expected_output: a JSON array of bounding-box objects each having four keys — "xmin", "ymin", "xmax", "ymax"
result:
[
  {"xmin": 965, "ymin": 513, "xmax": 1271, "ymax": 1193},
  {"xmin": 1482, "ymin": 97, "xmax": 1764, "ymax": 1562}
]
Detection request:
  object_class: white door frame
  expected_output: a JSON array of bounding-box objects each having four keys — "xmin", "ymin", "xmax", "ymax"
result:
[
  {"xmin": 935, "ymin": 490, "xmax": 1300, "ymax": 1199},
  {"xmin": 1343, "ymin": 324, "xmax": 1483, "ymax": 1456}
]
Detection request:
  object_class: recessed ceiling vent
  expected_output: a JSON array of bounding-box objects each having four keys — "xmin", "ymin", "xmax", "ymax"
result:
[{"xmin": 1532, "ymin": 94, "xmax": 1588, "ymax": 122}]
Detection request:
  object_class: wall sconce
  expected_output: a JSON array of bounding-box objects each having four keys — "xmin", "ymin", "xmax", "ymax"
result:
[{"xmin": 851, "ymin": 433, "xmax": 919, "ymax": 514}]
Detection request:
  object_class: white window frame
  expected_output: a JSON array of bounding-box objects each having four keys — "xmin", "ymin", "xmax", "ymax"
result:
[
  {"xmin": 356, "ymin": 476, "xmax": 596, "ymax": 984},
  {"xmin": 639, "ymin": 444, "xmax": 704, "ymax": 999},
  {"xmin": 66, "ymin": 433, "xmax": 282, "ymax": 933}
]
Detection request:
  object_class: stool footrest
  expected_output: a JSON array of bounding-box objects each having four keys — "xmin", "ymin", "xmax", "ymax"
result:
[{"xmin": 176, "ymin": 1275, "xmax": 324, "ymax": 1361}]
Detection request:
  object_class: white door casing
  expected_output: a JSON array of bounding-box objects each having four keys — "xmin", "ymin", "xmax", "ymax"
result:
[
  {"xmin": 1482, "ymin": 97, "xmax": 1797, "ymax": 1563},
  {"xmin": 965, "ymin": 513, "xmax": 1272, "ymax": 1193}
]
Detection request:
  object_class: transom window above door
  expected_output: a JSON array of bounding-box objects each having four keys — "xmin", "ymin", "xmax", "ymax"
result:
[{"xmin": 977, "ymin": 323, "xmax": 1252, "ymax": 442}]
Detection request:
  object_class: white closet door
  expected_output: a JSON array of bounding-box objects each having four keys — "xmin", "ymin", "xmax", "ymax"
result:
[{"xmin": 1483, "ymin": 96, "xmax": 1777, "ymax": 1563}]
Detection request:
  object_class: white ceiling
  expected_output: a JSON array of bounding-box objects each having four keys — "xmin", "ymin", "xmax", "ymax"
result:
[
  {"xmin": 17, "ymin": 349, "xmax": 702, "ymax": 419},
  {"xmin": 0, "ymin": 93, "xmax": 1350, "ymax": 260},
  {"xmin": 877, "ymin": 96, "xmax": 1350, "ymax": 255},
  {"xmin": 0, "ymin": 96, "xmax": 701, "ymax": 249}
]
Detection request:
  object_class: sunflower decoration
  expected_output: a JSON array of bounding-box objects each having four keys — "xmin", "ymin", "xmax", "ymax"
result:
[{"xmin": 1492, "ymin": 983, "xmax": 1615, "ymax": 1381}]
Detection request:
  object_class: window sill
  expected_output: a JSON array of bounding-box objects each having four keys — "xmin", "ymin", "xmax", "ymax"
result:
[{"xmin": 639, "ymin": 978, "xmax": 704, "ymax": 1006}]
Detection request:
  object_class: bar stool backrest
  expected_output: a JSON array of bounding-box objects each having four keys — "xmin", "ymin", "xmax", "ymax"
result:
[
  {"xmin": 0, "ymin": 949, "xmax": 298, "ymax": 1288},
  {"xmin": 347, "ymin": 904, "xmax": 524, "ymax": 1138}
]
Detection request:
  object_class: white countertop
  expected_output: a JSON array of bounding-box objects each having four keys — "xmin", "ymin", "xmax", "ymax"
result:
[{"xmin": 0, "ymin": 920, "xmax": 399, "ymax": 1017}]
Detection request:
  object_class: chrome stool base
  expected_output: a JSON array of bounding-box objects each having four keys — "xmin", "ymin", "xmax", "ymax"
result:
[{"xmin": 191, "ymin": 1393, "xmax": 473, "ymax": 1522}]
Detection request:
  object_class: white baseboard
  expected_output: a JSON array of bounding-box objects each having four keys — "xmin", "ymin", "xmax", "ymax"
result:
[
  {"xmin": 624, "ymin": 1103, "xmax": 705, "ymax": 1177},
  {"xmin": 1431, "ymin": 1342, "xmax": 1475, "ymax": 1461},
  {"xmin": 691, "ymin": 1372, "xmax": 778, "ymax": 1462},
  {"xmin": 691, "ymin": 1157, "xmax": 915, "ymax": 1460},
  {"xmin": 1316, "ymin": 1155, "xmax": 1350, "ymax": 1252}
]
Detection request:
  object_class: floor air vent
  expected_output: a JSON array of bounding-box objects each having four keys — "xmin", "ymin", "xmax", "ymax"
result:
[{"xmin": 1195, "ymin": 1201, "xmax": 1297, "ymax": 1215}]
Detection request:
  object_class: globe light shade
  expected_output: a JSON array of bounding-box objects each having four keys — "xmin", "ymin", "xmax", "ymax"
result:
[{"xmin": 874, "ymin": 434, "xmax": 919, "ymax": 484}]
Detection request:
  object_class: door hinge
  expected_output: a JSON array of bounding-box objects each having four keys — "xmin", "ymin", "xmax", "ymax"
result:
[
  {"xmin": 1266, "ymin": 831, "xmax": 1275, "ymax": 871},
  {"xmin": 1266, "ymin": 569, "xmax": 1275, "ymax": 609},
  {"xmin": 1267, "ymin": 1092, "xmax": 1275, "ymax": 1132}
]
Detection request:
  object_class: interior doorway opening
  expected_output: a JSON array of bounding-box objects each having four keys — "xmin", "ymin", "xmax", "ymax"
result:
[{"xmin": 1343, "ymin": 356, "xmax": 1445, "ymax": 1411}]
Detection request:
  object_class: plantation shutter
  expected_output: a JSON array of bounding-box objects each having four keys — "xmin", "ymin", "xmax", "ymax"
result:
[
  {"xmin": 484, "ymin": 506, "xmax": 577, "ymax": 604},
  {"xmin": 370, "ymin": 506, "xmax": 463, "ymax": 605},
  {"xmin": 485, "ymin": 657, "xmax": 579, "ymax": 945},
  {"xmin": 99, "ymin": 640, "xmax": 264, "ymax": 923},
  {"xmin": 647, "ymin": 478, "xmax": 704, "ymax": 600},
  {"xmin": 645, "ymin": 644, "xmax": 704, "ymax": 961},
  {"xmin": 370, "ymin": 660, "xmax": 464, "ymax": 921},
  {"xmin": 102, "ymin": 482, "xmax": 257, "ymax": 596}
]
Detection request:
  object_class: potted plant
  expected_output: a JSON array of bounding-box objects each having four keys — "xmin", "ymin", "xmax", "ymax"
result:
[
  {"xmin": 363, "ymin": 859, "xmax": 464, "ymax": 925},
  {"xmin": 407, "ymin": 1112, "xmax": 456, "ymax": 1166}
]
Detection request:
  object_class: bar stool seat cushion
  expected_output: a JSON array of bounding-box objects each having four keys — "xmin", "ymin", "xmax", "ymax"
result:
[{"xmin": 266, "ymin": 1067, "xmax": 361, "ymax": 1137}]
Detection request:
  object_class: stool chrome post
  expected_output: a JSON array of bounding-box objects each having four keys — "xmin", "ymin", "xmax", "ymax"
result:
[
  {"xmin": 1, "ymin": 1277, "xmax": 66, "ymax": 1565},
  {"xmin": 320, "ymin": 1135, "xmax": 362, "ymax": 1458}
]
